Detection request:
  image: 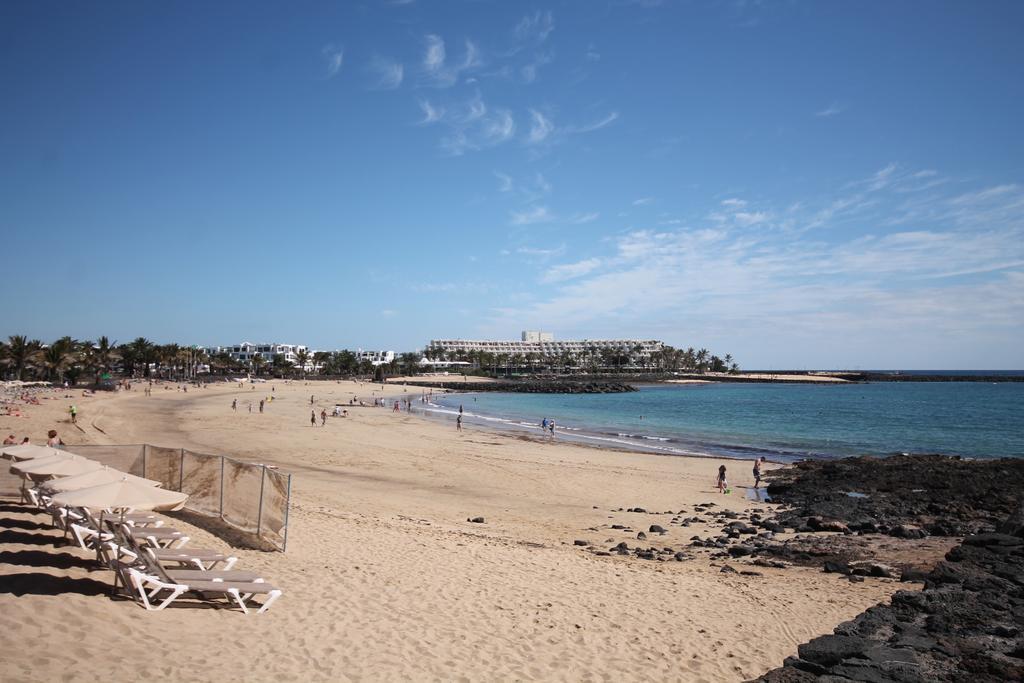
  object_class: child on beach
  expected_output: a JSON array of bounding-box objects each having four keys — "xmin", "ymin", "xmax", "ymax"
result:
[
  {"xmin": 717, "ymin": 465, "xmax": 728, "ymax": 493},
  {"xmin": 46, "ymin": 430, "xmax": 63, "ymax": 447}
]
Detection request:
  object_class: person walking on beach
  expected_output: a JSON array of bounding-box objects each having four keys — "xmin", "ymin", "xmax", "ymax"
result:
[
  {"xmin": 69, "ymin": 405, "xmax": 77, "ymax": 424},
  {"xmin": 752, "ymin": 457, "xmax": 765, "ymax": 488},
  {"xmin": 717, "ymin": 465, "xmax": 728, "ymax": 494},
  {"xmin": 311, "ymin": 410, "xmax": 317, "ymax": 427},
  {"xmin": 310, "ymin": 395, "xmax": 314, "ymax": 405},
  {"xmin": 320, "ymin": 409, "xmax": 327, "ymax": 426},
  {"xmin": 456, "ymin": 413, "xmax": 463, "ymax": 431},
  {"xmin": 548, "ymin": 419, "xmax": 556, "ymax": 439},
  {"xmin": 259, "ymin": 399, "xmax": 265, "ymax": 414},
  {"xmin": 232, "ymin": 399, "xmax": 237, "ymax": 411}
]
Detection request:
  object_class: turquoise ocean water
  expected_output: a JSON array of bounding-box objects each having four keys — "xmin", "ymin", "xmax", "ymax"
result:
[{"xmin": 430, "ymin": 381, "xmax": 1024, "ymax": 461}]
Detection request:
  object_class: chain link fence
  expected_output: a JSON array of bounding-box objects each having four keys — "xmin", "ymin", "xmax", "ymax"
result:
[{"xmin": 50, "ymin": 444, "xmax": 292, "ymax": 551}]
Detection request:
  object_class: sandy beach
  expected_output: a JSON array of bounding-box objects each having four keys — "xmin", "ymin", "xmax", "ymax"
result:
[{"xmin": 0, "ymin": 380, "xmax": 905, "ymax": 682}]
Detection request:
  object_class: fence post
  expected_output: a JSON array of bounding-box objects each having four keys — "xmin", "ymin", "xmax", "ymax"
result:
[
  {"xmin": 282, "ymin": 473, "xmax": 292, "ymax": 552},
  {"xmin": 142, "ymin": 444, "xmax": 148, "ymax": 480},
  {"xmin": 256, "ymin": 465, "xmax": 266, "ymax": 539},
  {"xmin": 219, "ymin": 456, "xmax": 225, "ymax": 519},
  {"xmin": 178, "ymin": 449, "xmax": 185, "ymax": 491}
]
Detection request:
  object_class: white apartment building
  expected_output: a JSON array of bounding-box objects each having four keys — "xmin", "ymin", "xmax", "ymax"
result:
[
  {"xmin": 427, "ymin": 333, "xmax": 664, "ymax": 361},
  {"xmin": 355, "ymin": 349, "xmax": 396, "ymax": 366},
  {"xmin": 206, "ymin": 342, "xmax": 316, "ymax": 370}
]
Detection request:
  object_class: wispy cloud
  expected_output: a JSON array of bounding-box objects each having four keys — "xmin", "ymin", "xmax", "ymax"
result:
[
  {"xmin": 542, "ymin": 258, "xmax": 602, "ymax": 283},
  {"xmin": 566, "ymin": 111, "xmax": 620, "ymax": 134},
  {"xmin": 510, "ymin": 205, "xmax": 553, "ymax": 225},
  {"xmin": 527, "ymin": 109, "xmax": 555, "ymax": 144},
  {"xmin": 495, "ymin": 171, "xmax": 514, "ymax": 192},
  {"xmin": 429, "ymin": 94, "xmax": 516, "ymax": 155},
  {"xmin": 815, "ymin": 102, "xmax": 844, "ymax": 117},
  {"xmin": 570, "ymin": 212, "xmax": 600, "ymax": 224},
  {"xmin": 369, "ymin": 57, "xmax": 403, "ymax": 89},
  {"xmin": 514, "ymin": 11, "xmax": 555, "ymax": 43},
  {"xmin": 516, "ymin": 244, "xmax": 565, "ymax": 259},
  {"xmin": 417, "ymin": 99, "xmax": 445, "ymax": 124},
  {"xmin": 421, "ymin": 34, "xmax": 481, "ymax": 87},
  {"xmin": 632, "ymin": 197, "xmax": 654, "ymax": 206},
  {"xmin": 322, "ymin": 44, "xmax": 344, "ymax": 78}
]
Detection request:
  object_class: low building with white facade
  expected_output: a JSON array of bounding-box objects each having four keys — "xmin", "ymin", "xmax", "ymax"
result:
[
  {"xmin": 205, "ymin": 342, "xmax": 317, "ymax": 371},
  {"xmin": 354, "ymin": 349, "xmax": 396, "ymax": 366}
]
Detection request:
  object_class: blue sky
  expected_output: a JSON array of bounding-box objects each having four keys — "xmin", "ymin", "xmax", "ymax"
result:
[{"xmin": 2, "ymin": 1, "xmax": 1022, "ymax": 369}]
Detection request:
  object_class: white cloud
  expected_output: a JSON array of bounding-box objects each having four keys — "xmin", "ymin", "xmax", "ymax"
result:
[
  {"xmin": 418, "ymin": 99, "xmax": 445, "ymax": 124},
  {"xmin": 733, "ymin": 211, "xmax": 768, "ymax": 227},
  {"xmin": 527, "ymin": 109, "xmax": 554, "ymax": 144},
  {"xmin": 369, "ymin": 57, "xmax": 403, "ymax": 89},
  {"xmin": 632, "ymin": 197, "xmax": 654, "ymax": 206},
  {"xmin": 542, "ymin": 258, "xmax": 602, "ymax": 283},
  {"xmin": 495, "ymin": 171, "xmax": 513, "ymax": 192},
  {"xmin": 567, "ymin": 111, "xmax": 620, "ymax": 134},
  {"xmin": 421, "ymin": 35, "xmax": 481, "ymax": 87},
  {"xmin": 815, "ymin": 102, "xmax": 844, "ymax": 117},
  {"xmin": 570, "ymin": 212, "xmax": 600, "ymax": 224},
  {"xmin": 516, "ymin": 244, "xmax": 565, "ymax": 259},
  {"xmin": 423, "ymin": 34, "xmax": 446, "ymax": 73},
  {"xmin": 322, "ymin": 44, "xmax": 344, "ymax": 78},
  {"xmin": 510, "ymin": 206, "xmax": 553, "ymax": 225},
  {"xmin": 514, "ymin": 11, "xmax": 555, "ymax": 43},
  {"xmin": 721, "ymin": 198, "xmax": 747, "ymax": 208}
]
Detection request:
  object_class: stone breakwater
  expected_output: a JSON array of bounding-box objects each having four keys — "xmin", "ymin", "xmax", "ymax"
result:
[
  {"xmin": 750, "ymin": 509, "xmax": 1024, "ymax": 683},
  {"xmin": 402, "ymin": 380, "xmax": 638, "ymax": 394}
]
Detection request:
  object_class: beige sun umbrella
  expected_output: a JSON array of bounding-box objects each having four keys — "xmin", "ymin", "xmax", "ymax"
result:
[
  {"xmin": 1, "ymin": 444, "xmax": 71, "ymax": 461},
  {"xmin": 50, "ymin": 477, "xmax": 188, "ymax": 512},
  {"xmin": 11, "ymin": 455, "xmax": 101, "ymax": 480},
  {"xmin": 41, "ymin": 466, "xmax": 161, "ymax": 493}
]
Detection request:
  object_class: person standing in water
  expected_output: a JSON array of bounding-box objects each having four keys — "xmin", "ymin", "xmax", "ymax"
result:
[{"xmin": 717, "ymin": 465, "xmax": 728, "ymax": 494}]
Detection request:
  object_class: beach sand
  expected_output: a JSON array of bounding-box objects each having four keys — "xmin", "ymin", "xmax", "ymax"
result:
[{"xmin": 0, "ymin": 380, "xmax": 903, "ymax": 682}]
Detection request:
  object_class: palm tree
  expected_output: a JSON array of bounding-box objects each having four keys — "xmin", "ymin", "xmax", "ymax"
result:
[
  {"xmin": 3, "ymin": 335, "xmax": 43, "ymax": 381},
  {"xmin": 271, "ymin": 353, "xmax": 294, "ymax": 378},
  {"xmin": 42, "ymin": 337, "xmax": 74, "ymax": 383},
  {"xmin": 294, "ymin": 349, "xmax": 311, "ymax": 379},
  {"xmin": 696, "ymin": 348, "xmax": 709, "ymax": 373},
  {"xmin": 250, "ymin": 353, "xmax": 267, "ymax": 377}
]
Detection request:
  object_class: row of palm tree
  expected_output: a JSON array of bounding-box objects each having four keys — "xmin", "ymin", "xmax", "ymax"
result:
[{"xmin": 421, "ymin": 344, "xmax": 739, "ymax": 375}]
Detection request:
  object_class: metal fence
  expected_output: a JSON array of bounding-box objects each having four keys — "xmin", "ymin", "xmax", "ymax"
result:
[{"xmin": 61, "ymin": 444, "xmax": 291, "ymax": 551}]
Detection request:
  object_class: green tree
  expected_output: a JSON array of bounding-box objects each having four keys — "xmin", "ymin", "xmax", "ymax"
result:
[{"xmin": 3, "ymin": 335, "xmax": 42, "ymax": 380}]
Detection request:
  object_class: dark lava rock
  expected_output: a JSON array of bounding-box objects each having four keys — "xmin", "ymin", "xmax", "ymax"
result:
[
  {"xmin": 610, "ymin": 524, "xmax": 625, "ymax": 529},
  {"xmin": 764, "ymin": 454, "xmax": 1024, "ymax": 540},
  {"xmin": 636, "ymin": 531, "xmax": 647, "ymax": 540},
  {"xmin": 823, "ymin": 561, "xmax": 851, "ymax": 575},
  {"xmin": 649, "ymin": 524, "xmax": 666, "ymax": 533},
  {"xmin": 747, "ymin": 504, "xmax": 1024, "ymax": 683},
  {"xmin": 573, "ymin": 540, "xmax": 589, "ymax": 546},
  {"xmin": 467, "ymin": 517, "xmax": 485, "ymax": 524},
  {"xmin": 728, "ymin": 545, "xmax": 754, "ymax": 557},
  {"xmin": 720, "ymin": 565, "xmax": 737, "ymax": 573}
]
